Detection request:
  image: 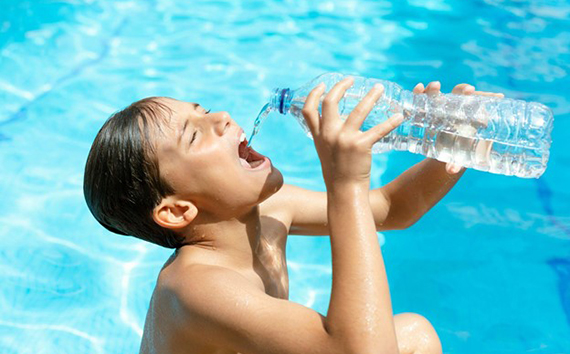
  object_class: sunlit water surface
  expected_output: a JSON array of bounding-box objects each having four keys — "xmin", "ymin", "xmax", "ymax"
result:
[{"xmin": 1, "ymin": 1, "xmax": 569, "ymax": 353}]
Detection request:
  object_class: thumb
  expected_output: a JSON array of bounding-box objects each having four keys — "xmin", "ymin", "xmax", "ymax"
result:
[{"xmin": 446, "ymin": 162, "xmax": 464, "ymax": 174}]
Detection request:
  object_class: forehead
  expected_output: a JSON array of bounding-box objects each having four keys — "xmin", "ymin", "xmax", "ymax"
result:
[
  {"xmin": 155, "ymin": 98, "xmax": 200, "ymax": 124},
  {"xmin": 145, "ymin": 98, "xmax": 202, "ymax": 149}
]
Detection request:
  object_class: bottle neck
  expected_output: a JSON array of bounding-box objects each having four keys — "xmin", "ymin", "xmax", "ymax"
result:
[{"xmin": 271, "ymin": 88, "xmax": 292, "ymax": 114}]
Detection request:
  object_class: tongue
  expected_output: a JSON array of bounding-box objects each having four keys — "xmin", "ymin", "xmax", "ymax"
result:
[
  {"xmin": 239, "ymin": 144, "xmax": 266, "ymax": 169},
  {"xmin": 249, "ymin": 159, "xmax": 264, "ymax": 168},
  {"xmin": 240, "ymin": 154, "xmax": 265, "ymax": 170}
]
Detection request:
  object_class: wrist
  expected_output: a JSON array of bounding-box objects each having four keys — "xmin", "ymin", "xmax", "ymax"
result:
[{"xmin": 327, "ymin": 181, "xmax": 369, "ymax": 200}]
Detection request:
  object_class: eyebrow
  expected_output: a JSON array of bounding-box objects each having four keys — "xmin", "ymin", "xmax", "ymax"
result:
[{"xmin": 178, "ymin": 103, "xmax": 200, "ymax": 145}]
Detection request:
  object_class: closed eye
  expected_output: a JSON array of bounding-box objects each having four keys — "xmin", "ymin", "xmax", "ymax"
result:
[{"xmin": 188, "ymin": 108, "xmax": 210, "ymax": 147}]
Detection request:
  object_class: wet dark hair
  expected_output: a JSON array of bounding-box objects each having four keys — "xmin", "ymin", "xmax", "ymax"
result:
[{"xmin": 83, "ymin": 97, "xmax": 185, "ymax": 248}]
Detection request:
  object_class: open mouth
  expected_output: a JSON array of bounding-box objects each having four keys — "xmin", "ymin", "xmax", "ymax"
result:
[{"xmin": 238, "ymin": 133, "xmax": 267, "ymax": 169}]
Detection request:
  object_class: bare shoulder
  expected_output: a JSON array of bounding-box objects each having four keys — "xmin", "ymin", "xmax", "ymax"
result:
[
  {"xmin": 158, "ymin": 263, "xmax": 262, "ymax": 312},
  {"xmin": 153, "ymin": 262, "xmax": 331, "ymax": 354},
  {"xmin": 141, "ymin": 263, "xmax": 266, "ymax": 353},
  {"xmin": 154, "ymin": 263, "xmax": 286, "ymax": 350}
]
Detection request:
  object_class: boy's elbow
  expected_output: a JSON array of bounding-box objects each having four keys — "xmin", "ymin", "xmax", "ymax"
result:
[
  {"xmin": 379, "ymin": 213, "xmax": 421, "ymax": 231},
  {"xmin": 400, "ymin": 214, "xmax": 422, "ymax": 229},
  {"xmin": 328, "ymin": 336, "xmax": 398, "ymax": 354},
  {"xmin": 342, "ymin": 338, "xmax": 399, "ymax": 354}
]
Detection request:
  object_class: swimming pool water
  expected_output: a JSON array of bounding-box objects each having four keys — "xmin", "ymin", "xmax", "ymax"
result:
[{"xmin": 1, "ymin": 1, "xmax": 569, "ymax": 353}]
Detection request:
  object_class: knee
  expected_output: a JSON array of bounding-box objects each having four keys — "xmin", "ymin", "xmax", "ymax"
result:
[{"xmin": 394, "ymin": 313, "xmax": 442, "ymax": 354}]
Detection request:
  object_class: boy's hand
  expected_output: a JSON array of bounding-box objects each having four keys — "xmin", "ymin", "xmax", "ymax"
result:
[
  {"xmin": 302, "ymin": 77, "xmax": 403, "ymax": 189},
  {"xmin": 412, "ymin": 81, "xmax": 505, "ymax": 174}
]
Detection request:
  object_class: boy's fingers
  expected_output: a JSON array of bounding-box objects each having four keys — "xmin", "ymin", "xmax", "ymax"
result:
[
  {"xmin": 451, "ymin": 84, "xmax": 473, "ymax": 95},
  {"xmin": 321, "ymin": 77, "xmax": 354, "ymax": 127},
  {"xmin": 345, "ymin": 84, "xmax": 384, "ymax": 131},
  {"xmin": 413, "ymin": 83, "xmax": 425, "ymax": 94},
  {"xmin": 425, "ymin": 81, "xmax": 441, "ymax": 96},
  {"xmin": 473, "ymin": 91, "xmax": 504, "ymax": 98},
  {"xmin": 362, "ymin": 113, "xmax": 404, "ymax": 146},
  {"xmin": 462, "ymin": 85, "xmax": 475, "ymax": 95},
  {"xmin": 301, "ymin": 83, "xmax": 326, "ymax": 135},
  {"xmin": 446, "ymin": 162, "xmax": 464, "ymax": 174},
  {"xmin": 451, "ymin": 83, "xmax": 504, "ymax": 98}
]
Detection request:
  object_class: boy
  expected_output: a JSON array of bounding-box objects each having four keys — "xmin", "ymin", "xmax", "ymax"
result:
[{"xmin": 84, "ymin": 78, "xmax": 503, "ymax": 354}]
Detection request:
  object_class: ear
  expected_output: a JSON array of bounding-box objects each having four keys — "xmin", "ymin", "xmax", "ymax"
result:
[{"xmin": 152, "ymin": 197, "xmax": 198, "ymax": 230}]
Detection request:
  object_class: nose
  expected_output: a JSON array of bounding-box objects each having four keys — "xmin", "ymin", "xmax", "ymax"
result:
[{"xmin": 211, "ymin": 111, "xmax": 232, "ymax": 136}]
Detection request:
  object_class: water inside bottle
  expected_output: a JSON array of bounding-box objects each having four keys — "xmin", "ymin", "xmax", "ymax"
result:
[
  {"xmin": 247, "ymin": 103, "xmax": 272, "ymax": 147},
  {"xmin": 432, "ymin": 130, "xmax": 544, "ymax": 177},
  {"xmin": 431, "ymin": 130, "xmax": 494, "ymax": 167}
]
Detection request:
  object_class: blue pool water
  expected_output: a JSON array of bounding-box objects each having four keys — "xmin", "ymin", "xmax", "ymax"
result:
[{"xmin": 1, "ymin": 1, "xmax": 569, "ymax": 353}]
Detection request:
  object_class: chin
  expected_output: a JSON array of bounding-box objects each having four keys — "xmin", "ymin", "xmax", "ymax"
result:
[{"xmin": 258, "ymin": 164, "xmax": 284, "ymax": 203}]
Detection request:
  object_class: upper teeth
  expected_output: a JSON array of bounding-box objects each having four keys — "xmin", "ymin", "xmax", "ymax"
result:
[{"xmin": 240, "ymin": 132, "xmax": 246, "ymax": 143}]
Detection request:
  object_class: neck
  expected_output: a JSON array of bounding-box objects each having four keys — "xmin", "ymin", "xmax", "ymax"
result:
[{"xmin": 178, "ymin": 206, "xmax": 262, "ymax": 270}]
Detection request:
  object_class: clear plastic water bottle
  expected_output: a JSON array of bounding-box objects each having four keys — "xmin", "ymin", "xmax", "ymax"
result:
[{"xmin": 264, "ymin": 72, "xmax": 554, "ymax": 178}]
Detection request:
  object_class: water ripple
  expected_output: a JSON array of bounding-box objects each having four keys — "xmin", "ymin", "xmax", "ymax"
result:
[{"xmin": 1, "ymin": 1, "xmax": 569, "ymax": 353}]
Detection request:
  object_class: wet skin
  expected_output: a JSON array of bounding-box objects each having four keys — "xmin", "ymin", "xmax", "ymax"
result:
[{"xmin": 138, "ymin": 81, "xmax": 503, "ymax": 354}]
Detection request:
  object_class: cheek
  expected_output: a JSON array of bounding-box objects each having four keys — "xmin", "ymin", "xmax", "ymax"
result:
[
  {"xmin": 187, "ymin": 152, "xmax": 283, "ymax": 208},
  {"xmin": 193, "ymin": 157, "xmax": 243, "ymax": 196},
  {"xmin": 202, "ymin": 160, "xmax": 278, "ymax": 203}
]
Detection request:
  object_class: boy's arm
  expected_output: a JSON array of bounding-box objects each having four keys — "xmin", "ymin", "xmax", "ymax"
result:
[
  {"xmin": 274, "ymin": 82, "xmax": 503, "ymax": 235},
  {"xmin": 371, "ymin": 157, "xmax": 464, "ymax": 230},
  {"xmin": 275, "ymin": 159, "xmax": 462, "ymax": 236},
  {"xmin": 172, "ymin": 76, "xmax": 404, "ymax": 354},
  {"xmin": 168, "ymin": 265, "xmax": 338, "ymax": 354}
]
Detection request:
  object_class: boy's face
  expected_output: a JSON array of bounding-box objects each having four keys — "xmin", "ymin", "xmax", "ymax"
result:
[{"xmin": 153, "ymin": 98, "xmax": 283, "ymax": 217}]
